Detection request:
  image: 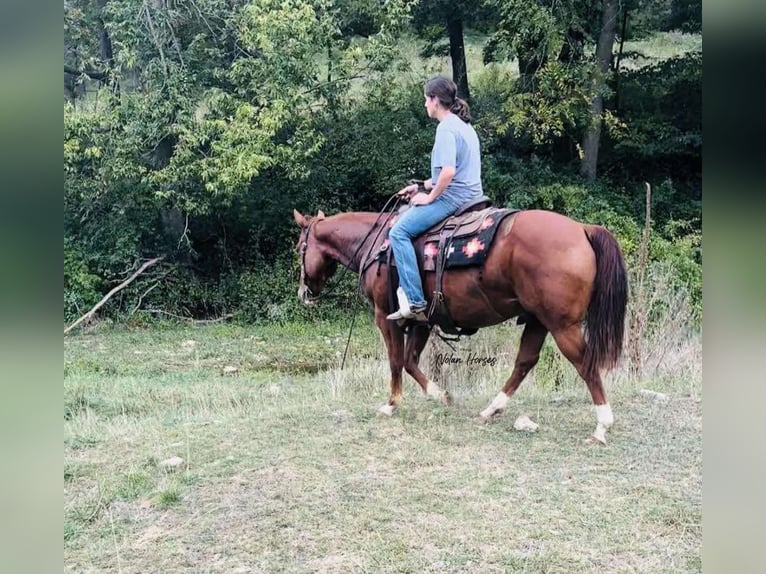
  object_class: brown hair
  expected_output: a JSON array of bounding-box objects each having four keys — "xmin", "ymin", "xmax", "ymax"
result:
[{"xmin": 424, "ymin": 75, "xmax": 472, "ymax": 123}]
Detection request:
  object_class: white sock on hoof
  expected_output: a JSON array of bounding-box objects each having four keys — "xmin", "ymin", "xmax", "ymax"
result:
[
  {"xmin": 377, "ymin": 404, "xmax": 396, "ymax": 417},
  {"xmin": 596, "ymin": 404, "xmax": 614, "ymax": 428},
  {"xmin": 592, "ymin": 425, "xmax": 607, "ymax": 444},
  {"xmin": 590, "ymin": 404, "xmax": 613, "ymax": 444},
  {"xmin": 480, "ymin": 392, "xmax": 509, "ymax": 419},
  {"xmin": 426, "ymin": 381, "xmax": 445, "ymax": 401}
]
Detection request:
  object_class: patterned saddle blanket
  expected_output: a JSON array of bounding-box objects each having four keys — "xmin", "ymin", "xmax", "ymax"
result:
[{"xmin": 377, "ymin": 206, "xmax": 518, "ymax": 271}]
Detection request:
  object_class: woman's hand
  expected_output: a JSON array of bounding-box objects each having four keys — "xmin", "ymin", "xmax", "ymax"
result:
[
  {"xmin": 397, "ymin": 183, "xmax": 419, "ymax": 199},
  {"xmin": 410, "ymin": 192, "xmax": 432, "ymax": 206}
]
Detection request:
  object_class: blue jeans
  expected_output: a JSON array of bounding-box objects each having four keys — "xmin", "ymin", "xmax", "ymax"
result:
[{"xmin": 389, "ymin": 195, "xmax": 462, "ymax": 308}]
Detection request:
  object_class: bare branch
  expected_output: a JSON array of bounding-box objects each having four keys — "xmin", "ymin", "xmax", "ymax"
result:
[
  {"xmin": 164, "ymin": 8, "xmax": 186, "ymax": 68},
  {"xmin": 185, "ymin": 0, "xmax": 217, "ymax": 37},
  {"xmin": 65, "ymin": 257, "xmax": 165, "ymax": 335},
  {"xmin": 143, "ymin": 1, "xmax": 169, "ymax": 79},
  {"xmin": 130, "ymin": 280, "xmax": 163, "ymax": 316},
  {"xmin": 178, "ymin": 213, "xmax": 191, "ymax": 250}
]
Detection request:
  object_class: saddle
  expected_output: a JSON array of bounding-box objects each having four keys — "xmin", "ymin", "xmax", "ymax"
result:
[{"xmin": 370, "ymin": 197, "xmax": 519, "ymax": 338}]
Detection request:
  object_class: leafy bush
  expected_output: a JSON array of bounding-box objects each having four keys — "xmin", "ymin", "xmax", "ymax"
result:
[
  {"xmin": 602, "ymin": 52, "xmax": 701, "ymax": 228},
  {"xmin": 64, "ymin": 239, "xmax": 102, "ymax": 321},
  {"xmin": 64, "ymin": 0, "xmax": 700, "ymax": 328},
  {"xmin": 238, "ymin": 257, "xmax": 361, "ymax": 324}
]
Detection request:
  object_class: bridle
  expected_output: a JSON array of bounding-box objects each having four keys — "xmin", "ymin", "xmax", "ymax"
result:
[
  {"xmin": 297, "ymin": 192, "xmax": 404, "ymax": 303},
  {"xmin": 298, "ymin": 216, "xmax": 354, "ymax": 302},
  {"xmin": 298, "ymin": 219, "xmax": 318, "ymax": 302},
  {"xmin": 296, "ymin": 192, "xmax": 407, "ymax": 369}
]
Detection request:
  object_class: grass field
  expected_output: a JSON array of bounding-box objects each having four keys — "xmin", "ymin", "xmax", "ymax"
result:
[
  {"xmin": 395, "ymin": 30, "xmax": 702, "ymax": 80},
  {"xmin": 65, "ymin": 316, "xmax": 701, "ymax": 573}
]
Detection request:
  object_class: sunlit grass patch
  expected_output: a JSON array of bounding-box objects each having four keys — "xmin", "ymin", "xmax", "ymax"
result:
[{"xmin": 619, "ymin": 31, "xmax": 702, "ymax": 70}]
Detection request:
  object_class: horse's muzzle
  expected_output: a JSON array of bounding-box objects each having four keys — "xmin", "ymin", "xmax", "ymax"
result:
[{"xmin": 298, "ymin": 285, "xmax": 318, "ymax": 306}]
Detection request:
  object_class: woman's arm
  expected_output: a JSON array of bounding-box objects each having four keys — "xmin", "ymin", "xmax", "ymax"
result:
[
  {"xmin": 426, "ymin": 166, "xmax": 455, "ymax": 201},
  {"xmin": 410, "ymin": 167, "xmax": 455, "ymax": 206}
]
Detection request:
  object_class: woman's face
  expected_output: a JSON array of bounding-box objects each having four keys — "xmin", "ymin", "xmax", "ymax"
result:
[{"xmin": 424, "ymin": 94, "xmax": 438, "ymax": 118}]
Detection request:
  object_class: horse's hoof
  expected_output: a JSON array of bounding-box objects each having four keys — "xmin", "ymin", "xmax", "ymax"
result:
[
  {"xmin": 474, "ymin": 415, "xmax": 491, "ymax": 425},
  {"xmin": 586, "ymin": 434, "xmax": 607, "ymax": 446},
  {"xmin": 426, "ymin": 381, "xmax": 450, "ymax": 406},
  {"xmin": 377, "ymin": 404, "xmax": 396, "ymax": 417}
]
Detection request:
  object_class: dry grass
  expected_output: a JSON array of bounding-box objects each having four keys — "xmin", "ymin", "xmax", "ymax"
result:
[{"xmin": 65, "ymin": 309, "xmax": 700, "ymax": 573}]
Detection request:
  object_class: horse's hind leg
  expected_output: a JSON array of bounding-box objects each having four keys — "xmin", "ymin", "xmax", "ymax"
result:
[
  {"xmin": 403, "ymin": 325, "xmax": 449, "ymax": 406},
  {"xmin": 550, "ymin": 324, "xmax": 614, "ymax": 444},
  {"xmin": 374, "ymin": 308, "xmax": 405, "ymax": 416},
  {"xmin": 479, "ymin": 318, "xmax": 548, "ymax": 421}
]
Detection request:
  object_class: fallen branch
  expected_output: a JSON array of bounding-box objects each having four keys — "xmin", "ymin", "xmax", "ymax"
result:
[
  {"xmin": 139, "ymin": 309, "xmax": 237, "ymax": 324},
  {"xmin": 64, "ymin": 257, "xmax": 165, "ymax": 335}
]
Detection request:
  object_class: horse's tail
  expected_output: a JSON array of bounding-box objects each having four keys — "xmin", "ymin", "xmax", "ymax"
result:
[{"xmin": 583, "ymin": 225, "xmax": 628, "ymax": 378}]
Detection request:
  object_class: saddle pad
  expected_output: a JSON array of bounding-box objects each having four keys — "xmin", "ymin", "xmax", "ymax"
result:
[
  {"xmin": 375, "ymin": 207, "xmax": 518, "ymax": 271},
  {"xmin": 422, "ymin": 208, "xmax": 517, "ymax": 270}
]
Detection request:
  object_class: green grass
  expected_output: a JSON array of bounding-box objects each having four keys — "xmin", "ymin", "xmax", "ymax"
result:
[
  {"xmin": 619, "ymin": 31, "xmax": 702, "ymax": 70},
  {"xmin": 65, "ymin": 317, "xmax": 701, "ymax": 573},
  {"xmin": 155, "ymin": 487, "xmax": 183, "ymax": 509}
]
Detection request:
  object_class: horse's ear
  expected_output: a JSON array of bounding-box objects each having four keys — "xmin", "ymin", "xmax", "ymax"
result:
[
  {"xmin": 293, "ymin": 209, "xmax": 308, "ymax": 227},
  {"xmin": 317, "ymin": 210, "xmax": 326, "ymax": 220}
]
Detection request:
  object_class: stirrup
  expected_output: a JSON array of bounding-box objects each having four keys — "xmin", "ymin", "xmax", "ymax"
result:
[{"xmin": 386, "ymin": 287, "xmax": 427, "ymax": 321}]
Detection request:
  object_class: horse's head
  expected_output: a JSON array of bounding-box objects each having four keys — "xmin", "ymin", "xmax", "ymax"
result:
[{"xmin": 293, "ymin": 209, "xmax": 338, "ymax": 306}]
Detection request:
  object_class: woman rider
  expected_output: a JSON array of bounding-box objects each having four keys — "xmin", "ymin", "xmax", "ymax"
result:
[{"xmin": 387, "ymin": 76, "xmax": 483, "ymax": 321}]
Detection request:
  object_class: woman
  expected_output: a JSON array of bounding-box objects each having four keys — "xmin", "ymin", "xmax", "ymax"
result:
[{"xmin": 387, "ymin": 75, "xmax": 483, "ymax": 321}]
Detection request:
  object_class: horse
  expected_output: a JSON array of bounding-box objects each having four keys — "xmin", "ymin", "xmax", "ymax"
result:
[{"xmin": 293, "ymin": 205, "xmax": 628, "ymax": 444}]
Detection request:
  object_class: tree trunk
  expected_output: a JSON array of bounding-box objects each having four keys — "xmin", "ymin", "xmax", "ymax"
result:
[
  {"xmin": 580, "ymin": 0, "xmax": 618, "ymax": 182},
  {"xmin": 95, "ymin": 0, "xmax": 119, "ymax": 94},
  {"xmin": 614, "ymin": 9, "xmax": 629, "ymax": 111},
  {"xmin": 447, "ymin": 14, "xmax": 470, "ymax": 100},
  {"xmin": 64, "ymin": 72, "xmax": 78, "ymax": 102},
  {"xmin": 96, "ymin": 0, "xmax": 114, "ymax": 66},
  {"xmin": 517, "ymin": 54, "xmax": 542, "ymax": 93}
]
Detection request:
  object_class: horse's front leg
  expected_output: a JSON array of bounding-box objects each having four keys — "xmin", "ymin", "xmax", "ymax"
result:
[
  {"xmin": 404, "ymin": 324, "xmax": 449, "ymax": 406},
  {"xmin": 374, "ymin": 307, "xmax": 405, "ymax": 416}
]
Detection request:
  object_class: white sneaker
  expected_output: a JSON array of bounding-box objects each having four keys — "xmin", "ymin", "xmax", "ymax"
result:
[
  {"xmin": 386, "ymin": 307, "xmax": 428, "ymax": 321},
  {"xmin": 386, "ymin": 287, "xmax": 427, "ymax": 321}
]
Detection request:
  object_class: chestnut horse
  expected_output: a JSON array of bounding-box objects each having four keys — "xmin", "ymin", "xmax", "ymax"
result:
[{"xmin": 293, "ymin": 206, "xmax": 627, "ymax": 443}]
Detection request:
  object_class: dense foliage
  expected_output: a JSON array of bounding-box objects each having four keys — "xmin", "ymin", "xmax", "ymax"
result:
[{"xmin": 64, "ymin": 0, "xmax": 701, "ymax": 325}]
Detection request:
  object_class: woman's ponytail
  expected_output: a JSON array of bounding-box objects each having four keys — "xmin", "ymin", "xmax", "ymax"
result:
[{"xmin": 450, "ymin": 97, "xmax": 472, "ymax": 123}]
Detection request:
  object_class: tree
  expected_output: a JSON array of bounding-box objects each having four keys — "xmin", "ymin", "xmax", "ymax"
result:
[
  {"xmin": 64, "ymin": 0, "xmax": 416, "ymax": 319},
  {"xmin": 580, "ymin": 0, "xmax": 618, "ymax": 181},
  {"xmin": 64, "ymin": 0, "xmax": 118, "ymax": 98},
  {"xmin": 412, "ymin": 1, "xmax": 496, "ymax": 99},
  {"xmin": 484, "ymin": 0, "xmax": 626, "ymax": 178}
]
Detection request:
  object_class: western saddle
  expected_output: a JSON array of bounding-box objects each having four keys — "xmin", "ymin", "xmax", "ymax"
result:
[{"xmin": 390, "ymin": 195, "xmax": 496, "ymax": 337}]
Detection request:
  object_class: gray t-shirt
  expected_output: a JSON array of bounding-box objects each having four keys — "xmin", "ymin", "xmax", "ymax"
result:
[{"xmin": 431, "ymin": 113, "xmax": 482, "ymax": 206}]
